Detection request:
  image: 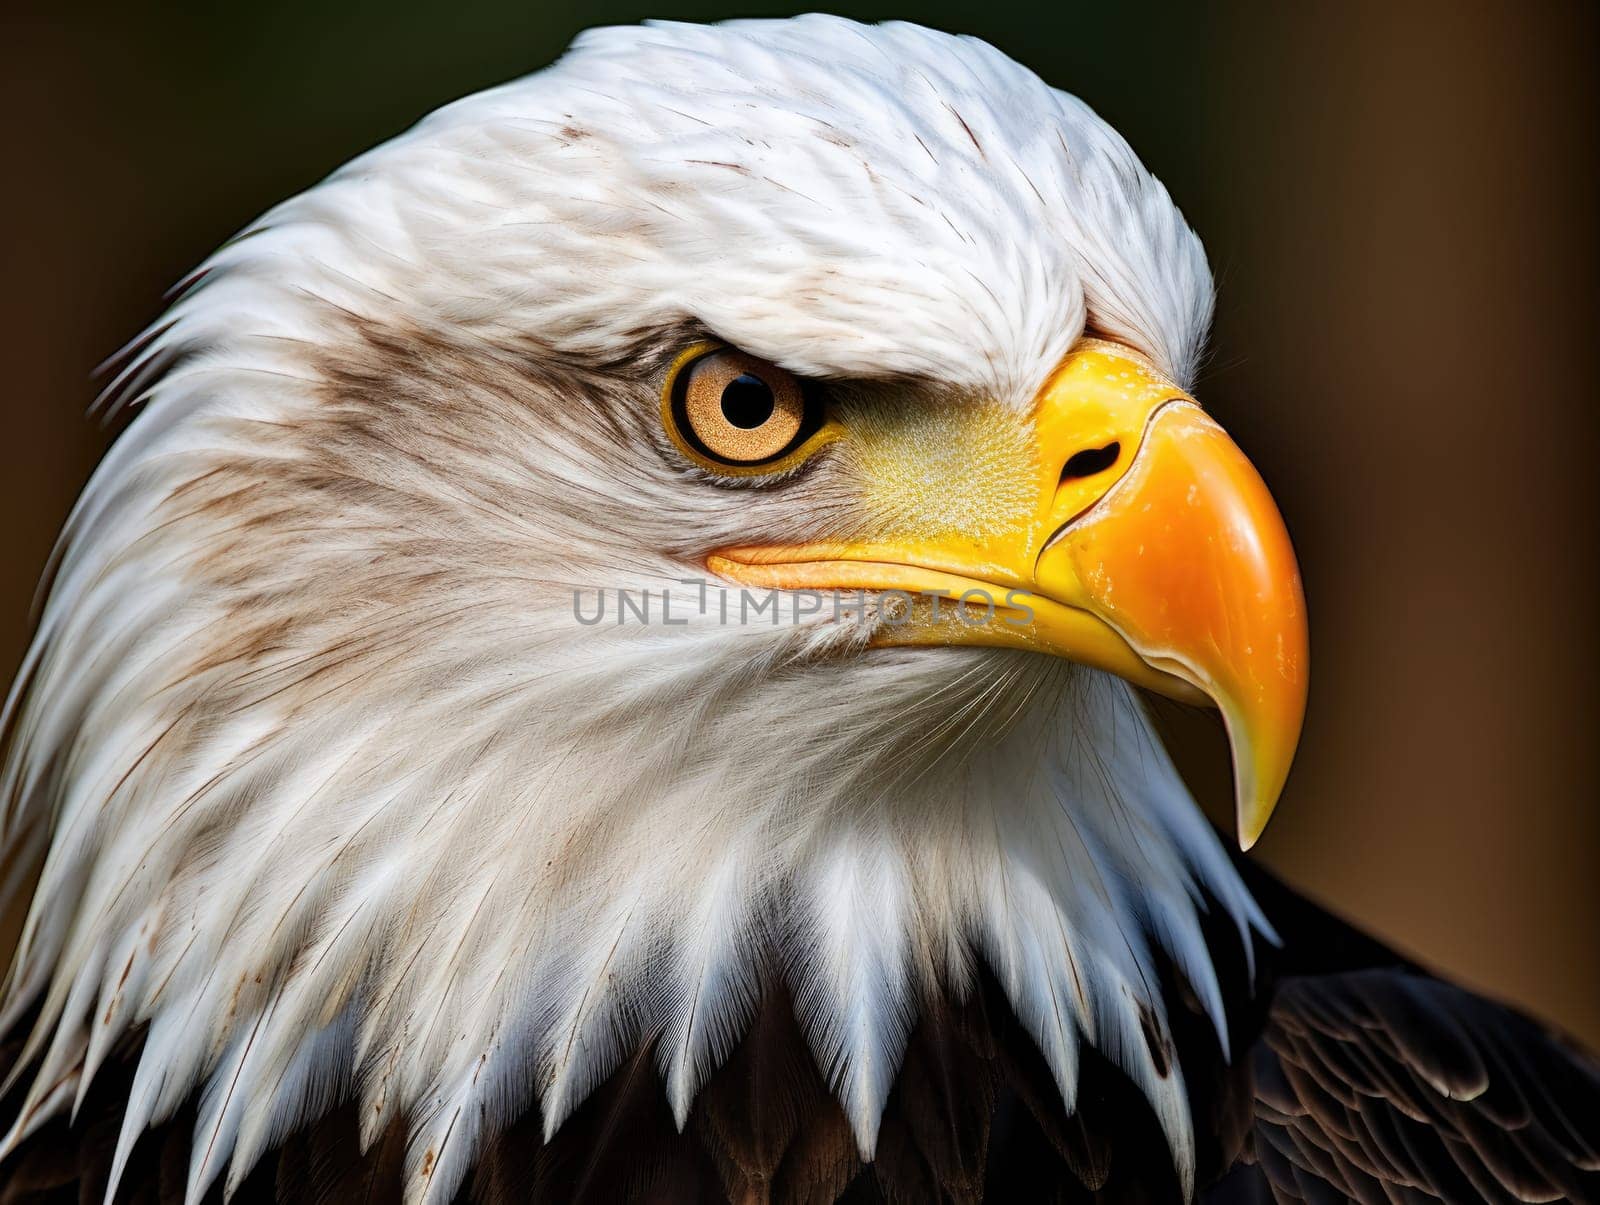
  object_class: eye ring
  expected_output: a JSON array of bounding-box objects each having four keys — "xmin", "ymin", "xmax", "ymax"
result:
[{"xmin": 661, "ymin": 345, "xmax": 834, "ymax": 475}]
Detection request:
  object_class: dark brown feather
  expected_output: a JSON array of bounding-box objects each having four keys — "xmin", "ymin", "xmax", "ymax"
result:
[
  {"xmin": 1204, "ymin": 857, "xmax": 1600, "ymax": 1205},
  {"xmin": 7, "ymin": 866, "xmax": 1596, "ymax": 1204}
]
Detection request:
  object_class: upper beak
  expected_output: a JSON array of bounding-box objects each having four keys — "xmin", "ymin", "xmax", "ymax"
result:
[{"xmin": 708, "ymin": 341, "xmax": 1308, "ymax": 848}]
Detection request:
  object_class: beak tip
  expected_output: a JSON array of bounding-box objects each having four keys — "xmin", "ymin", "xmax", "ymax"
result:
[
  {"xmin": 1235, "ymin": 807, "xmax": 1270, "ymax": 852},
  {"xmin": 1229, "ymin": 733, "xmax": 1291, "ymax": 853},
  {"xmin": 1220, "ymin": 683, "xmax": 1303, "ymax": 853}
]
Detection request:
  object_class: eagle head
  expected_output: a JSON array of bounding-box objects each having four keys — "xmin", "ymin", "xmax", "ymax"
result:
[{"xmin": 0, "ymin": 17, "xmax": 1307, "ymax": 1203}]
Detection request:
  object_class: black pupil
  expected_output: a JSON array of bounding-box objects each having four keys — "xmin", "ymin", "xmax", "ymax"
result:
[{"xmin": 720, "ymin": 374, "xmax": 776, "ymax": 429}]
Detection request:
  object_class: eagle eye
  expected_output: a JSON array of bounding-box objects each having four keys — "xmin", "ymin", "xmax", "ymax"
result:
[{"xmin": 664, "ymin": 348, "xmax": 825, "ymax": 472}]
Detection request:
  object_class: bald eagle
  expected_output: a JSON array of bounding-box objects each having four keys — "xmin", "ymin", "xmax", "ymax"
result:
[{"xmin": 0, "ymin": 16, "xmax": 1595, "ymax": 1205}]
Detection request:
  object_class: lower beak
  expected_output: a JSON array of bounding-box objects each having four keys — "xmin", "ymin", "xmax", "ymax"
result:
[{"xmin": 708, "ymin": 343, "xmax": 1308, "ymax": 848}]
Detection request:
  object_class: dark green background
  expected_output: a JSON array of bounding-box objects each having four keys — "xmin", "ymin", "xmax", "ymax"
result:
[{"xmin": 4, "ymin": 1, "xmax": 1597, "ymax": 1041}]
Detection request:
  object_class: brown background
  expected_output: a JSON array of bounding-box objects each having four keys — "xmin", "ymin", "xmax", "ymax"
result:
[{"xmin": 3, "ymin": 1, "xmax": 1597, "ymax": 1042}]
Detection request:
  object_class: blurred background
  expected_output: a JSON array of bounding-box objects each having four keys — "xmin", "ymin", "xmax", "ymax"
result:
[{"xmin": 2, "ymin": 1, "xmax": 1596, "ymax": 1042}]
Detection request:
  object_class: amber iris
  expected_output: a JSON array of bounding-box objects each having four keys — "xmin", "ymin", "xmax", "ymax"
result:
[{"xmin": 677, "ymin": 350, "xmax": 808, "ymax": 465}]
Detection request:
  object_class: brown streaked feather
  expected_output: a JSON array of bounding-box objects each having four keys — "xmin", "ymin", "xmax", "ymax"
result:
[
  {"xmin": 525, "ymin": 1038, "xmax": 718, "ymax": 1205},
  {"xmin": 871, "ymin": 993, "xmax": 997, "ymax": 1202},
  {"xmin": 271, "ymin": 1103, "xmax": 406, "ymax": 1205},
  {"xmin": 689, "ymin": 978, "xmax": 861, "ymax": 1203}
]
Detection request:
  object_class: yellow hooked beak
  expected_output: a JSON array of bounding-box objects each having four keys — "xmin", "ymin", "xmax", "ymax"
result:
[{"xmin": 707, "ymin": 341, "xmax": 1308, "ymax": 848}]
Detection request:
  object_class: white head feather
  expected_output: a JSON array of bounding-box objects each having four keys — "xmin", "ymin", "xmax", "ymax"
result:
[{"xmin": 0, "ymin": 16, "xmax": 1265, "ymax": 1204}]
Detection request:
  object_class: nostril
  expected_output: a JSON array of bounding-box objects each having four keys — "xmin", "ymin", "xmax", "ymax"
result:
[{"xmin": 1060, "ymin": 441, "xmax": 1121, "ymax": 483}]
